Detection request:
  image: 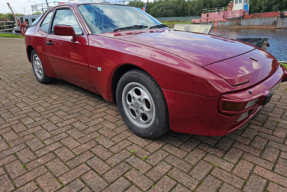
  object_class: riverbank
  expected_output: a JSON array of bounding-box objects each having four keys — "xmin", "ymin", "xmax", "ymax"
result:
[
  {"xmin": 213, "ymin": 16, "xmax": 287, "ymax": 29},
  {"xmin": 161, "ymin": 21, "xmax": 191, "ymax": 28},
  {"xmin": 280, "ymin": 62, "xmax": 287, "ymax": 69},
  {"xmin": 159, "ymin": 16, "xmax": 287, "ymax": 29}
]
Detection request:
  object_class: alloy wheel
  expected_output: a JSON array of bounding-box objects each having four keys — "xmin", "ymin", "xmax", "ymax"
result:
[
  {"xmin": 33, "ymin": 54, "xmax": 43, "ymax": 80},
  {"xmin": 122, "ymin": 82, "xmax": 156, "ymax": 129}
]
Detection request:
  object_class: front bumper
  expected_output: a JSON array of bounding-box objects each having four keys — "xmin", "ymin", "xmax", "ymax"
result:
[{"xmin": 163, "ymin": 65, "xmax": 285, "ymax": 136}]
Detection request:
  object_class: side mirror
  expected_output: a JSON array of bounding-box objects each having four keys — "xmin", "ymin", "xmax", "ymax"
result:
[{"xmin": 54, "ymin": 25, "xmax": 76, "ymax": 42}]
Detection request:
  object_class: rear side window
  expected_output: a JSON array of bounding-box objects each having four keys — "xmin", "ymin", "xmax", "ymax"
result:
[
  {"xmin": 40, "ymin": 11, "xmax": 54, "ymax": 33},
  {"xmin": 31, "ymin": 14, "xmax": 43, "ymax": 26},
  {"xmin": 51, "ymin": 9, "xmax": 82, "ymax": 35}
]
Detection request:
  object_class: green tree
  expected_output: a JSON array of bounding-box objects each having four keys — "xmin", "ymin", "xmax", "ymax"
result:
[
  {"xmin": 149, "ymin": 1, "xmax": 177, "ymax": 17},
  {"xmin": 177, "ymin": 0, "xmax": 186, "ymax": 16},
  {"xmin": 0, "ymin": 13, "xmax": 25, "ymax": 22},
  {"xmin": 1, "ymin": 13, "xmax": 14, "ymax": 21},
  {"xmin": 128, "ymin": 0, "xmax": 287, "ymax": 17}
]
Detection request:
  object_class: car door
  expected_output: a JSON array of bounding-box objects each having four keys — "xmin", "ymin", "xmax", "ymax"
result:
[
  {"xmin": 32, "ymin": 11, "xmax": 55, "ymax": 77},
  {"xmin": 45, "ymin": 7, "xmax": 95, "ymax": 92}
]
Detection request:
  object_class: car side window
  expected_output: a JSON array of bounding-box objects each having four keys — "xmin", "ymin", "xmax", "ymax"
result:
[
  {"xmin": 52, "ymin": 9, "xmax": 82, "ymax": 35},
  {"xmin": 40, "ymin": 11, "xmax": 54, "ymax": 33}
]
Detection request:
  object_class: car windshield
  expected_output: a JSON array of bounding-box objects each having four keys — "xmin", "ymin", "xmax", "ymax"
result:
[{"xmin": 78, "ymin": 4, "xmax": 163, "ymax": 34}]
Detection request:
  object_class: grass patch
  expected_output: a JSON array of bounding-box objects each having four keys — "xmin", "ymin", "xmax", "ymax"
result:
[
  {"xmin": 161, "ymin": 21, "xmax": 191, "ymax": 25},
  {"xmin": 279, "ymin": 62, "xmax": 287, "ymax": 69},
  {"xmin": 130, "ymin": 149, "xmax": 135, "ymax": 154},
  {"xmin": 0, "ymin": 33, "xmax": 24, "ymax": 38}
]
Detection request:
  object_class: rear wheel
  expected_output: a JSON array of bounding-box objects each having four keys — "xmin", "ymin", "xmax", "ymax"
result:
[
  {"xmin": 116, "ymin": 69, "xmax": 169, "ymax": 139},
  {"xmin": 31, "ymin": 50, "xmax": 54, "ymax": 84}
]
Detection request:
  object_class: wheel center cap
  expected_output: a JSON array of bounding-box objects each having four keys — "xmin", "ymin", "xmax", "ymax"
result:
[{"xmin": 135, "ymin": 103, "xmax": 139, "ymax": 109}]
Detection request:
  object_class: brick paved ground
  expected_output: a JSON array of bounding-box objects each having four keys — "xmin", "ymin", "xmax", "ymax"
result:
[{"xmin": 0, "ymin": 37, "xmax": 287, "ymax": 192}]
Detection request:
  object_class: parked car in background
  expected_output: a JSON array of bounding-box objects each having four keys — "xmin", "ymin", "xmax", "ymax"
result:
[{"xmin": 25, "ymin": 3, "xmax": 287, "ymax": 139}]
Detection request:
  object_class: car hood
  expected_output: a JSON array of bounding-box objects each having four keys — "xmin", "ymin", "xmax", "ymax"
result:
[
  {"xmin": 102, "ymin": 29, "xmax": 255, "ymax": 66},
  {"xmin": 204, "ymin": 49, "xmax": 279, "ymax": 86},
  {"xmin": 101, "ymin": 29, "xmax": 278, "ymax": 87}
]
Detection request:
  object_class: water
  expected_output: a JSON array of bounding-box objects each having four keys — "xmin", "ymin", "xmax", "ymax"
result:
[{"xmin": 210, "ymin": 28, "xmax": 287, "ymax": 61}]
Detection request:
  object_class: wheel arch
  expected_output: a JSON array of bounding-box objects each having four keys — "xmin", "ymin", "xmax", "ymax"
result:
[
  {"xmin": 110, "ymin": 64, "xmax": 149, "ymax": 103},
  {"xmin": 27, "ymin": 45, "xmax": 35, "ymax": 63}
]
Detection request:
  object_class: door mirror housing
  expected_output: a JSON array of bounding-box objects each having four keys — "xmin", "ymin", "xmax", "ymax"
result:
[{"xmin": 54, "ymin": 25, "xmax": 77, "ymax": 42}]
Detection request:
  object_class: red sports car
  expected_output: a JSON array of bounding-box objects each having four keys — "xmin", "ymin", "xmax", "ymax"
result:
[{"xmin": 25, "ymin": 3, "xmax": 287, "ymax": 139}]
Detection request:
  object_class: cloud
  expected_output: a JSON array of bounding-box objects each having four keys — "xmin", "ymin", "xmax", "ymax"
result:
[{"xmin": 1, "ymin": 0, "xmax": 44, "ymax": 14}]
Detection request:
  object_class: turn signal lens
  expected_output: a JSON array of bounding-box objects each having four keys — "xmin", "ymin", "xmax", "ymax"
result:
[{"xmin": 222, "ymin": 102, "xmax": 246, "ymax": 111}]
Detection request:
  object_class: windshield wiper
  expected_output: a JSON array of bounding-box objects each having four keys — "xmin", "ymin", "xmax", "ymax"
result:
[
  {"xmin": 114, "ymin": 25, "xmax": 148, "ymax": 32},
  {"xmin": 149, "ymin": 24, "xmax": 168, "ymax": 29}
]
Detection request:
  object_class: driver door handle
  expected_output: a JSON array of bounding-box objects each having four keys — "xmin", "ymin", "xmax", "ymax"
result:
[{"xmin": 46, "ymin": 41, "xmax": 53, "ymax": 45}]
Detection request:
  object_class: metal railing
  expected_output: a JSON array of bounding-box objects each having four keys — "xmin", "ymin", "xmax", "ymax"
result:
[
  {"xmin": 202, "ymin": 7, "xmax": 225, "ymax": 13},
  {"xmin": 0, "ymin": 21, "xmax": 15, "ymax": 32},
  {"xmin": 31, "ymin": 1, "xmax": 60, "ymax": 14}
]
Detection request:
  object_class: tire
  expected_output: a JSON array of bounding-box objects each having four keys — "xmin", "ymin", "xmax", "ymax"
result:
[
  {"xmin": 31, "ymin": 49, "xmax": 55, "ymax": 84},
  {"xmin": 116, "ymin": 69, "xmax": 169, "ymax": 139}
]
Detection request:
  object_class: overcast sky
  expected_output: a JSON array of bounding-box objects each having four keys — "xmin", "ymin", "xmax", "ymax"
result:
[
  {"xmin": 1, "ymin": 0, "xmax": 45, "ymax": 15},
  {"xmin": 0, "ymin": 0, "xmax": 137, "ymax": 14}
]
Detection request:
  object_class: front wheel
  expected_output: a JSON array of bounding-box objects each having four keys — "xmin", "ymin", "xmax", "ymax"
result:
[{"xmin": 116, "ymin": 69, "xmax": 169, "ymax": 139}]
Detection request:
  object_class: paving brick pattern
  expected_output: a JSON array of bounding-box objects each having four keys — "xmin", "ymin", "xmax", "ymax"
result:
[{"xmin": 0, "ymin": 37, "xmax": 287, "ymax": 191}]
